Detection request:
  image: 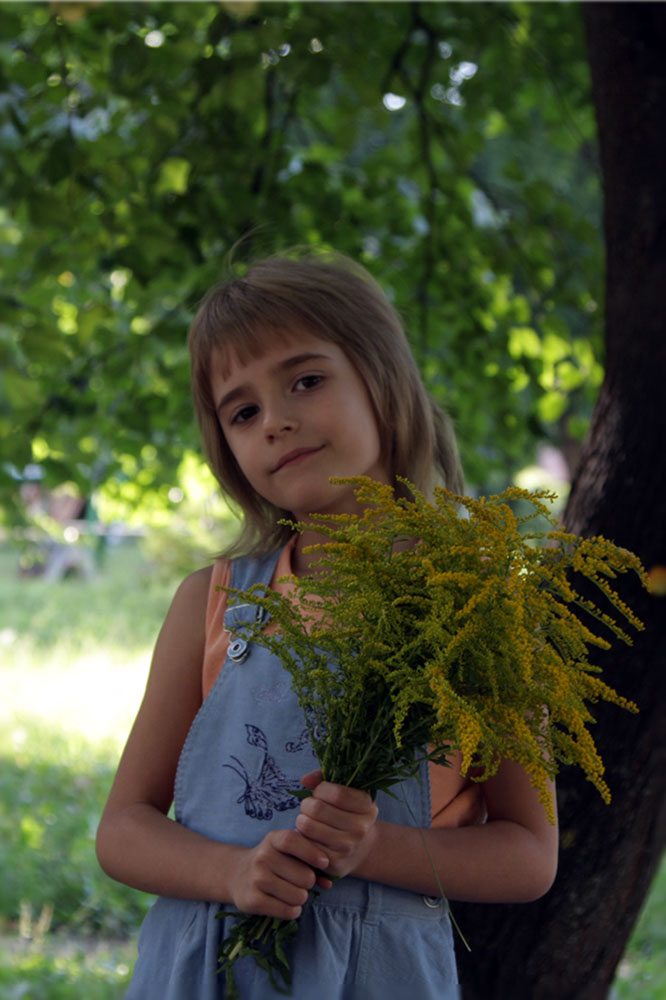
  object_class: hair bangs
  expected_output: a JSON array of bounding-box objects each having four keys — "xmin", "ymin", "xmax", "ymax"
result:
[{"xmin": 193, "ymin": 285, "xmax": 304, "ymax": 371}]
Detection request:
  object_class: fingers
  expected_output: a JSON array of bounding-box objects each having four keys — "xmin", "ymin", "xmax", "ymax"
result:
[
  {"xmin": 269, "ymin": 828, "xmax": 330, "ymax": 873},
  {"xmin": 295, "ymin": 782, "xmax": 379, "ymax": 878},
  {"xmin": 300, "ymin": 781, "xmax": 378, "ymax": 822},
  {"xmin": 295, "ymin": 809, "xmax": 370, "ymax": 855},
  {"xmin": 232, "ymin": 830, "xmax": 329, "ymax": 920}
]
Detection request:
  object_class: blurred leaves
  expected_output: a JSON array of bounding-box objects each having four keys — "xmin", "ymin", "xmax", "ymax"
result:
[{"xmin": 0, "ymin": 1, "xmax": 603, "ymax": 514}]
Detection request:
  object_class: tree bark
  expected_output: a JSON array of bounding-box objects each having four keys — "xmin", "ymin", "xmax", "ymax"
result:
[{"xmin": 454, "ymin": 5, "xmax": 666, "ymax": 997}]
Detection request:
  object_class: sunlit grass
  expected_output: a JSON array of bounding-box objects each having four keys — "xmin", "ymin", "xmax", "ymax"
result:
[
  {"xmin": 0, "ymin": 540, "xmax": 177, "ymax": 996},
  {"xmin": 3, "ymin": 653, "xmax": 148, "ymax": 750},
  {"xmin": 0, "ymin": 539, "xmax": 178, "ymax": 747}
]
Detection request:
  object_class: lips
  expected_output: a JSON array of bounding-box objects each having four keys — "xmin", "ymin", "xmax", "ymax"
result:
[{"xmin": 272, "ymin": 446, "xmax": 323, "ymax": 473}]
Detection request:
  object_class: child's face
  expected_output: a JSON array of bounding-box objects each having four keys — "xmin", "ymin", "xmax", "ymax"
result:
[{"xmin": 209, "ymin": 330, "xmax": 389, "ymax": 521}]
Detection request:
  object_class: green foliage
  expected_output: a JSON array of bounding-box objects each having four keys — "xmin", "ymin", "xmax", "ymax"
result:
[
  {"xmin": 0, "ymin": 1, "xmax": 602, "ymax": 517},
  {"xmin": 135, "ymin": 451, "xmax": 239, "ymax": 576},
  {"xmin": 218, "ymin": 910, "xmax": 299, "ymax": 998}
]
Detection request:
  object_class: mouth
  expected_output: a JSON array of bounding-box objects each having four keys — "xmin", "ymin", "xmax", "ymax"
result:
[{"xmin": 272, "ymin": 446, "xmax": 324, "ymax": 473}]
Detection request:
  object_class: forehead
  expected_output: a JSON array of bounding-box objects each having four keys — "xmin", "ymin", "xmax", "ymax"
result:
[{"xmin": 211, "ymin": 326, "xmax": 338, "ymax": 381}]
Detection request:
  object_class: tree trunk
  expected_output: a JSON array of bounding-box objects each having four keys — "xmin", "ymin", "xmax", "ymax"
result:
[{"xmin": 454, "ymin": 5, "xmax": 666, "ymax": 997}]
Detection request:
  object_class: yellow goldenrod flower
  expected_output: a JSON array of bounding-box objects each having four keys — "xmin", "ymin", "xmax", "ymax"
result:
[{"xmin": 223, "ymin": 477, "xmax": 645, "ymax": 816}]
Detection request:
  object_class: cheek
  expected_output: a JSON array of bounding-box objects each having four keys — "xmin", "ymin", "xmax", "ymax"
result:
[
  {"xmin": 217, "ymin": 423, "xmax": 238, "ymax": 469},
  {"xmin": 219, "ymin": 427, "xmax": 256, "ymax": 484},
  {"xmin": 350, "ymin": 395, "xmax": 383, "ymax": 454},
  {"xmin": 228, "ymin": 441, "xmax": 256, "ymax": 481}
]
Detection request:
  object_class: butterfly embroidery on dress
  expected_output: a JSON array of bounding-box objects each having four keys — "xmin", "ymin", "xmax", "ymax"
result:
[
  {"xmin": 285, "ymin": 727, "xmax": 311, "ymax": 754},
  {"xmin": 224, "ymin": 724, "xmax": 300, "ymax": 821},
  {"xmin": 285, "ymin": 709, "xmax": 326, "ymax": 754}
]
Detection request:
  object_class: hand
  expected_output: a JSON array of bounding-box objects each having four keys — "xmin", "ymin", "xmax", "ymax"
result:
[
  {"xmin": 296, "ymin": 770, "xmax": 379, "ymax": 879},
  {"xmin": 228, "ymin": 829, "xmax": 330, "ymax": 920}
]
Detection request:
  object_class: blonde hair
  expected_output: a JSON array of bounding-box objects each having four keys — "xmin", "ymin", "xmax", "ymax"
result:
[{"xmin": 188, "ymin": 250, "xmax": 463, "ymax": 556}]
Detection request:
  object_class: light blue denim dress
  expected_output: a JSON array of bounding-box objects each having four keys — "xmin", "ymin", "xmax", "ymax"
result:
[{"xmin": 126, "ymin": 551, "xmax": 460, "ymax": 999}]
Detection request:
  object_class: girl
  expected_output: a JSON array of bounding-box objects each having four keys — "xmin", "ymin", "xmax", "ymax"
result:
[{"xmin": 97, "ymin": 251, "xmax": 558, "ymax": 999}]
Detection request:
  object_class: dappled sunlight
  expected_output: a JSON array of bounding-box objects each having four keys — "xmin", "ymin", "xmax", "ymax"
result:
[
  {"xmin": 2, "ymin": 650, "xmax": 148, "ymax": 749},
  {"xmin": 0, "ymin": 541, "xmax": 174, "ymax": 749}
]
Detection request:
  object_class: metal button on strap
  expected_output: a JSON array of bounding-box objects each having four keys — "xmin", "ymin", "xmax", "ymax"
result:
[
  {"xmin": 228, "ymin": 638, "xmax": 249, "ymax": 663},
  {"xmin": 423, "ymin": 895, "xmax": 443, "ymax": 909}
]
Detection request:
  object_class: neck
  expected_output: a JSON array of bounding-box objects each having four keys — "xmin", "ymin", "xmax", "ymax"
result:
[
  {"xmin": 289, "ymin": 524, "xmax": 416, "ymax": 578},
  {"xmin": 289, "ymin": 525, "xmax": 332, "ymax": 577}
]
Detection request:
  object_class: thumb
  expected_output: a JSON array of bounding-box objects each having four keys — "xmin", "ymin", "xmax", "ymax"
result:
[{"xmin": 300, "ymin": 769, "xmax": 324, "ymax": 790}]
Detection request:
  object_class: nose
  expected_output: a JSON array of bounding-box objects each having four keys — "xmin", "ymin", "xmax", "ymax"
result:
[{"xmin": 262, "ymin": 399, "xmax": 298, "ymax": 439}]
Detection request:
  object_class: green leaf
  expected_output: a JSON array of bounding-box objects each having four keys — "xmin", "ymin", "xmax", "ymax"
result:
[{"xmin": 0, "ymin": 0, "xmax": 601, "ymax": 515}]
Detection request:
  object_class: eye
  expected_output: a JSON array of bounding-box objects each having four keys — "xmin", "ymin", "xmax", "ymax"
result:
[
  {"xmin": 293, "ymin": 374, "xmax": 323, "ymax": 391},
  {"xmin": 231, "ymin": 404, "xmax": 259, "ymax": 425}
]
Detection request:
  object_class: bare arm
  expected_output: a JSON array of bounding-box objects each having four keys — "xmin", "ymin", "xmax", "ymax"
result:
[
  {"xmin": 96, "ymin": 568, "xmax": 328, "ymax": 920},
  {"xmin": 297, "ymin": 762, "xmax": 558, "ymax": 904}
]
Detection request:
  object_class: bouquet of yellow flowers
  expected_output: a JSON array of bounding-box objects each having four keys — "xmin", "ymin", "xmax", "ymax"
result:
[{"xmin": 217, "ymin": 478, "xmax": 645, "ymax": 994}]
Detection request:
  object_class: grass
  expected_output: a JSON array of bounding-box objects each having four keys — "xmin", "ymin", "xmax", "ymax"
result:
[
  {"xmin": 612, "ymin": 865, "xmax": 666, "ymax": 1000},
  {"xmin": 0, "ymin": 725, "xmax": 150, "ymax": 940},
  {"xmin": 0, "ymin": 538, "xmax": 664, "ymax": 998},
  {"xmin": 0, "ymin": 539, "xmax": 181, "ymax": 746},
  {"xmin": 0, "ymin": 538, "xmax": 179, "ymax": 998},
  {"xmin": 0, "ymin": 938, "xmax": 135, "ymax": 1000}
]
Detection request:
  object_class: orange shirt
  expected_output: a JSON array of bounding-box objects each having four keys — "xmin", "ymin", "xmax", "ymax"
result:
[{"xmin": 202, "ymin": 542, "xmax": 485, "ymax": 829}]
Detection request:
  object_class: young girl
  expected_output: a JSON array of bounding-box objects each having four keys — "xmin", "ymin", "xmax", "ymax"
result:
[{"xmin": 97, "ymin": 251, "xmax": 558, "ymax": 999}]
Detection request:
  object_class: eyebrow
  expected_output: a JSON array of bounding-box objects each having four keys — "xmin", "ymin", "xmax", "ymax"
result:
[{"xmin": 215, "ymin": 352, "xmax": 332, "ymax": 415}]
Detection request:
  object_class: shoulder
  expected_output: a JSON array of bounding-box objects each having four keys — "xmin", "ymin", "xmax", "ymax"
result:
[
  {"xmin": 145, "ymin": 565, "xmax": 211, "ymax": 653},
  {"xmin": 175, "ymin": 563, "xmax": 215, "ymax": 605},
  {"xmin": 145, "ymin": 564, "xmax": 216, "ymax": 702},
  {"xmin": 207, "ymin": 557, "xmax": 231, "ymax": 593}
]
